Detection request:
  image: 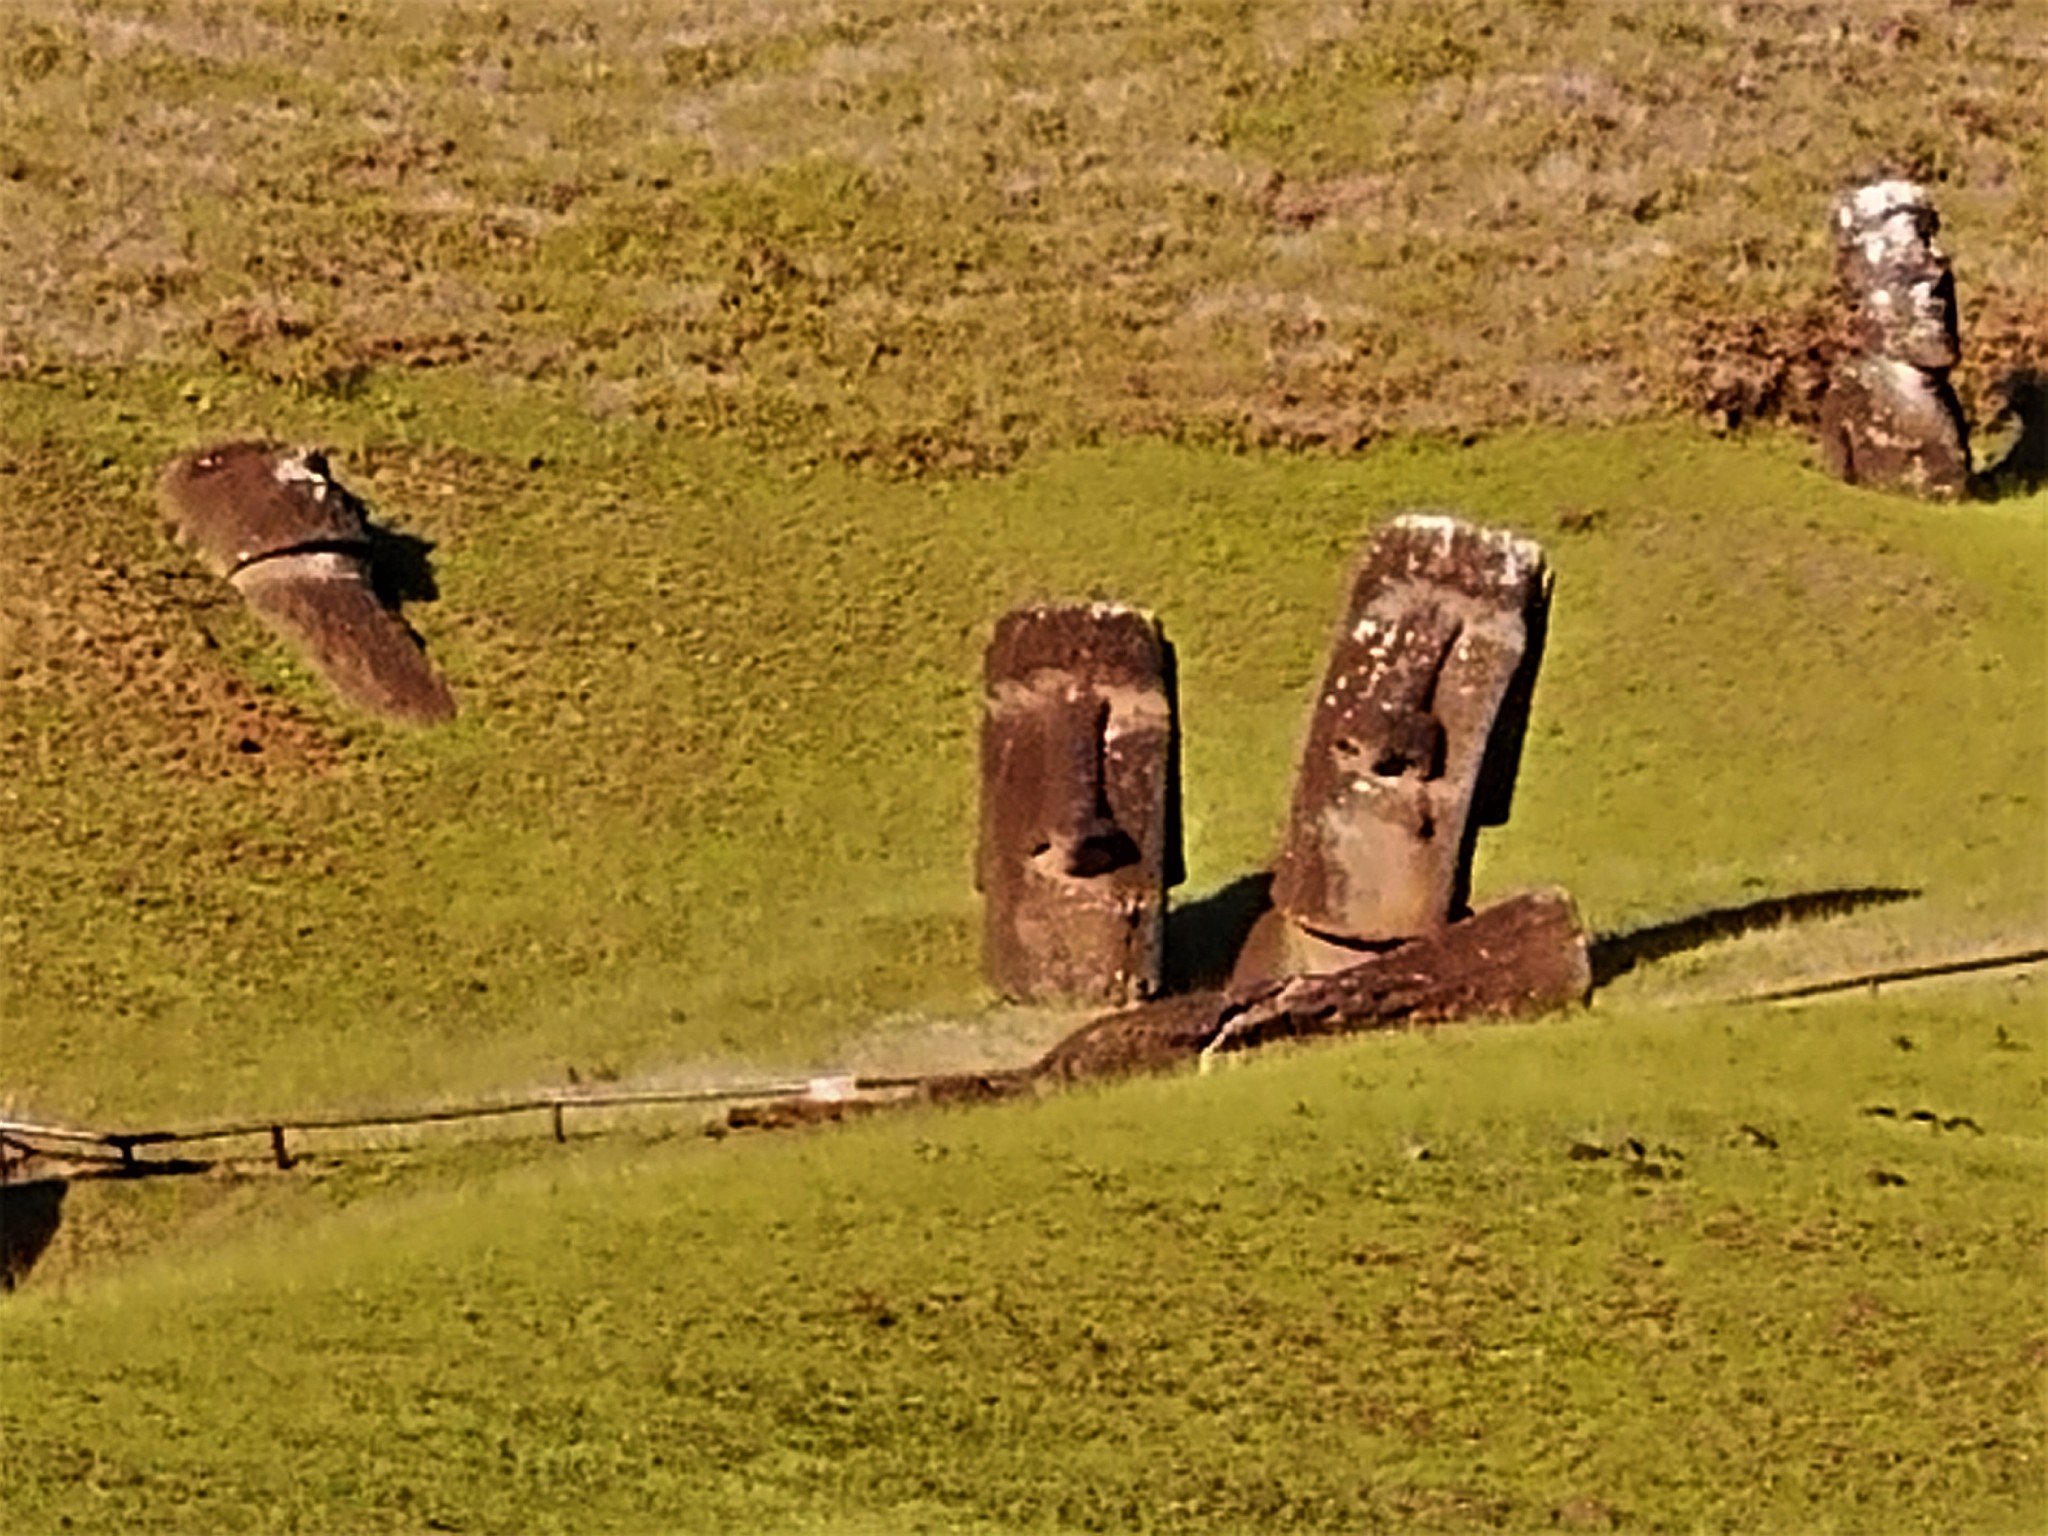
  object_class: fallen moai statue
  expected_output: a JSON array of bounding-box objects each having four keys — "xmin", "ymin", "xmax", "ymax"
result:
[
  {"xmin": 1816, "ymin": 179, "xmax": 1971, "ymax": 499},
  {"xmin": 1037, "ymin": 887, "xmax": 1590, "ymax": 1081},
  {"xmin": 723, "ymin": 889, "xmax": 1591, "ymax": 1129},
  {"xmin": 1239, "ymin": 514, "xmax": 1551, "ymax": 985},
  {"xmin": 158, "ymin": 443, "xmax": 456, "ymax": 725},
  {"xmin": 978, "ymin": 603, "xmax": 1183, "ymax": 1006}
]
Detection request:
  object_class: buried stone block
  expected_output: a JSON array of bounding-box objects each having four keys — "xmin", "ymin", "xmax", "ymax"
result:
[
  {"xmin": 1266, "ymin": 514, "xmax": 1550, "ymax": 964},
  {"xmin": 158, "ymin": 443, "xmax": 456, "ymax": 725},
  {"xmin": 978, "ymin": 603, "xmax": 1183, "ymax": 1005},
  {"xmin": 1817, "ymin": 179, "xmax": 1970, "ymax": 499}
]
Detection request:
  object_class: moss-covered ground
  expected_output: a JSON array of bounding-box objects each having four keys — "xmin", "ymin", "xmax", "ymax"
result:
[{"xmin": 2, "ymin": 1, "xmax": 2045, "ymax": 1531}]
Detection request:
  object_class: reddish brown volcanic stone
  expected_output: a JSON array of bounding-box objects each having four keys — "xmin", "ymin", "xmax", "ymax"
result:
[
  {"xmin": 158, "ymin": 443, "xmax": 455, "ymax": 726},
  {"xmin": 159, "ymin": 442, "xmax": 373, "ymax": 574},
  {"xmin": 1037, "ymin": 888, "xmax": 1591, "ymax": 1083},
  {"xmin": 1270, "ymin": 514, "xmax": 1550, "ymax": 954},
  {"xmin": 978, "ymin": 603, "xmax": 1183, "ymax": 1005}
]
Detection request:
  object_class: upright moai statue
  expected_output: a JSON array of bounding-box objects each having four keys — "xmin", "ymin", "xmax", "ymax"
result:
[
  {"xmin": 1254, "ymin": 515, "xmax": 1550, "ymax": 979},
  {"xmin": 978, "ymin": 604, "xmax": 1183, "ymax": 1006},
  {"xmin": 158, "ymin": 443, "xmax": 456, "ymax": 725},
  {"xmin": 1817, "ymin": 179, "xmax": 1971, "ymax": 499}
]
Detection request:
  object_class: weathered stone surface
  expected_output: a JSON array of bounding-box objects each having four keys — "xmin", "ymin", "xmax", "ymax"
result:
[
  {"xmin": 1817, "ymin": 180, "xmax": 1970, "ymax": 499},
  {"xmin": 1818, "ymin": 357, "xmax": 1971, "ymax": 498},
  {"xmin": 159, "ymin": 442, "xmax": 372, "ymax": 574},
  {"xmin": 1269, "ymin": 515, "xmax": 1550, "ymax": 954},
  {"xmin": 1201, "ymin": 886, "xmax": 1591, "ymax": 1059},
  {"xmin": 722, "ymin": 891, "xmax": 1589, "ymax": 1129},
  {"xmin": 1034, "ymin": 888, "xmax": 1590, "ymax": 1082},
  {"xmin": 231, "ymin": 553, "xmax": 456, "ymax": 726},
  {"xmin": 978, "ymin": 603, "xmax": 1183, "ymax": 1005},
  {"xmin": 158, "ymin": 443, "xmax": 456, "ymax": 726}
]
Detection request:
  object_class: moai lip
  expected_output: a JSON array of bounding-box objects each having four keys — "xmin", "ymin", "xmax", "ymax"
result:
[
  {"xmin": 978, "ymin": 603, "xmax": 1183, "ymax": 1006},
  {"xmin": 158, "ymin": 443, "xmax": 456, "ymax": 726},
  {"xmin": 1818, "ymin": 180, "xmax": 1970, "ymax": 500},
  {"xmin": 1269, "ymin": 514, "xmax": 1550, "ymax": 954}
]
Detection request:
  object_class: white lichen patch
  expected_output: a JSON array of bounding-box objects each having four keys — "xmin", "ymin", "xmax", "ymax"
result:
[
  {"xmin": 1840, "ymin": 180, "xmax": 1941, "ymax": 269},
  {"xmin": 1386, "ymin": 513, "xmax": 1546, "ymax": 587},
  {"xmin": 1843, "ymin": 178, "xmax": 1930, "ymax": 229},
  {"xmin": 272, "ymin": 451, "xmax": 332, "ymax": 501}
]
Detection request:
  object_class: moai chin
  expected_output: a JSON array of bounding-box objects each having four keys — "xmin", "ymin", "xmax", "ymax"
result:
[
  {"xmin": 1268, "ymin": 514, "xmax": 1550, "ymax": 960},
  {"xmin": 1817, "ymin": 179, "xmax": 1970, "ymax": 499},
  {"xmin": 978, "ymin": 603, "xmax": 1183, "ymax": 1006},
  {"xmin": 158, "ymin": 443, "xmax": 456, "ymax": 725}
]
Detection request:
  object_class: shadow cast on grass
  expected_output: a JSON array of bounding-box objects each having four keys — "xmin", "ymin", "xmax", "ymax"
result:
[
  {"xmin": 1590, "ymin": 886, "xmax": 1919, "ymax": 989},
  {"xmin": 0, "ymin": 1178, "xmax": 66, "ymax": 1292},
  {"xmin": 1164, "ymin": 870, "xmax": 1273, "ymax": 994},
  {"xmin": 1974, "ymin": 367, "xmax": 2048, "ymax": 500},
  {"xmin": 365, "ymin": 521, "xmax": 441, "ymax": 609}
]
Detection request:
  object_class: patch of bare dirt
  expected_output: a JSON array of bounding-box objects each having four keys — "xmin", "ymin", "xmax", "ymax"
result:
[{"xmin": 0, "ymin": 450, "xmax": 346, "ymax": 778}]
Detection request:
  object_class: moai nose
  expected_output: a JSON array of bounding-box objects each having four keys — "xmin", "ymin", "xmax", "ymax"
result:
[{"xmin": 1041, "ymin": 696, "xmax": 1139, "ymax": 877}]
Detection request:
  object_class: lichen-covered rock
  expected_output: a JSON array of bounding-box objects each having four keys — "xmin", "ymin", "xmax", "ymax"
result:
[{"xmin": 1817, "ymin": 180, "xmax": 1970, "ymax": 499}]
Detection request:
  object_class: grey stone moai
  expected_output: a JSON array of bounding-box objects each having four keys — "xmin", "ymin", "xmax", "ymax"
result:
[
  {"xmin": 1259, "ymin": 515, "xmax": 1550, "ymax": 975},
  {"xmin": 158, "ymin": 443, "xmax": 456, "ymax": 725},
  {"xmin": 978, "ymin": 603, "xmax": 1183, "ymax": 1005},
  {"xmin": 1817, "ymin": 180, "xmax": 1970, "ymax": 499}
]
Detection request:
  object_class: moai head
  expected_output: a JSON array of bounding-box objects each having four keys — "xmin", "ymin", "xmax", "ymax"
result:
[
  {"xmin": 158, "ymin": 443, "xmax": 456, "ymax": 725},
  {"xmin": 159, "ymin": 443, "xmax": 372, "ymax": 574},
  {"xmin": 1270, "ymin": 515, "xmax": 1550, "ymax": 950},
  {"xmin": 978, "ymin": 604, "xmax": 1183, "ymax": 1005},
  {"xmin": 1833, "ymin": 180, "xmax": 1959, "ymax": 371}
]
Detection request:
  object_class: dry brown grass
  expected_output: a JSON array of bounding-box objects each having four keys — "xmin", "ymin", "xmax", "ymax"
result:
[{"xmin": 2, "ymin": 0, "xmax": 2042, "ymax": 466}]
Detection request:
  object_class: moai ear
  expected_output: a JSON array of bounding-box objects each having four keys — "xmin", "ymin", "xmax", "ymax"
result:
[
  {"xmin": 979, "ymin": 603, "xmax": 1181, "ymax": 1005},
  {"xmin": 158, "ymin": 443, "xmax": 456, "ymax": 726},
  {"xmin": 1270, "ymin": 514, "xmax": 1550, "ymax": 952}
]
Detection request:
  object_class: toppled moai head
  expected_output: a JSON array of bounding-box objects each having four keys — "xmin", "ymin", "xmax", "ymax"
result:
[
  {"xmin": 1270, "ymin": 515, "xmax": 1550, "ymax": 950},
  {"xmin": 978, "ymin": 603, "xmax": 1183, "ymax": 1005},
  {"xmin": 158, "ymin": 442, "xmax": 456, "ymax": 726},
  {"xmin": 160, "ymin": 443, "xmax": 372, "ymax": 574},
  {"xmin": 1833, "ymin": 179, "xmax": 1959, "ymax": 371}
]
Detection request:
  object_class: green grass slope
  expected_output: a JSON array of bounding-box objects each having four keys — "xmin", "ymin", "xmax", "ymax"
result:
[
  {"xmin": 3, "ymin": 990, "xmax": 2042, "ymax": 1533},
  {"xmin": 3, "ymin": 2, "xmax": 2045, "ymax": 1531},
  {"xmin": 5, "ymin": 383, "xmax": 2043, "ymax": 1124}
]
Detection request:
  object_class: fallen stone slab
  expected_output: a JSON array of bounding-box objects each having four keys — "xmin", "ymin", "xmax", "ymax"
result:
[
  {"xmin": 158, "ymin": 442, "xmax": 456, "ymax": 726},
  {"xmin": 1198, "ymin": 886, "xmax": 1591, "ymax": 1061},
  {"xmin": 1042, "ymin": 888, "xmax": 1589, "ymax": 1082},
  {"xmin": 720, "ymin": 889, "xmax": 1589, "ymax": 1131}
]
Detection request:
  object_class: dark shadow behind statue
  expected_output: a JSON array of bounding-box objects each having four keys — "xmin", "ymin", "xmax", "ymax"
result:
[{"xmin": 1976, "ymin": 368, "xmax": 2048, "ymax": 499}]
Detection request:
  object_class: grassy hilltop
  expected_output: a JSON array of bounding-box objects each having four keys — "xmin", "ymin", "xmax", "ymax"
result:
[{"xmin": 2, "ymin": 1, "xmax": 2045, "ymax": 1532}]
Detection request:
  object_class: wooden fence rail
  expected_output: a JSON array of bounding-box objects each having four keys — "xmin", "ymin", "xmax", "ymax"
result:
[
  {"xmin": 5, "ymin": 943, "xmax": 2038, "ymax": 1181},
  {"xmin": 0, "ymin": 1074, "xmax": 930, "ymax": 1175}
]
